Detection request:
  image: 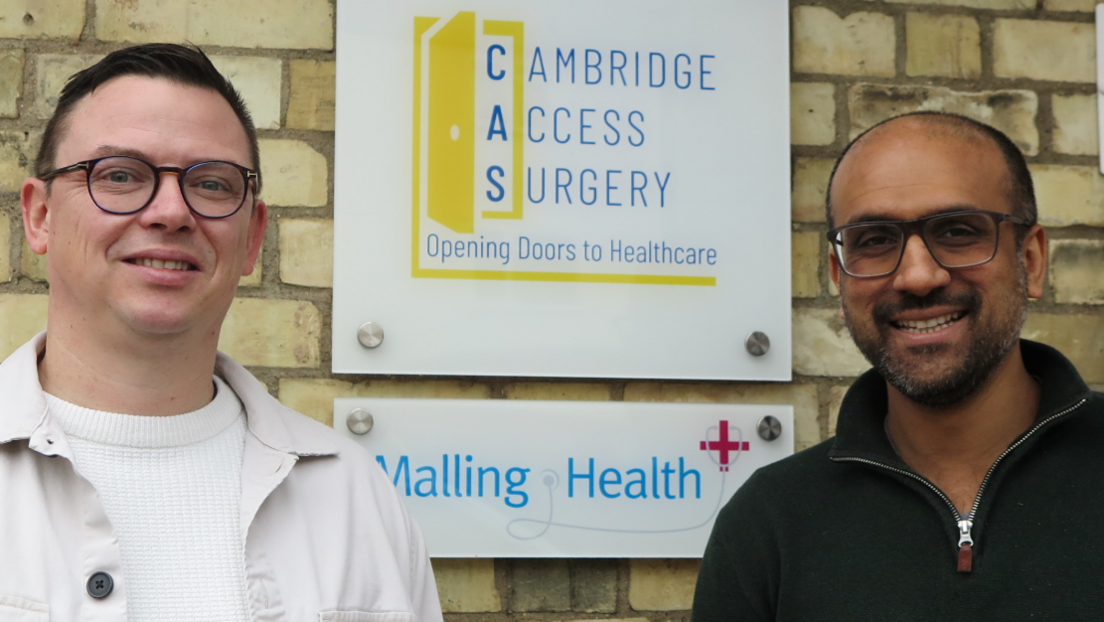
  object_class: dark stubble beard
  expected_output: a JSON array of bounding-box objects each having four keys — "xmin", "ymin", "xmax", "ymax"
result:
[{"xmin": 841, "ymin": 263, "xmax": 1029, "ymax": 409}]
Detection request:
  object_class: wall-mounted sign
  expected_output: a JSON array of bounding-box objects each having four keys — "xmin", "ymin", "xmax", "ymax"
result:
[
  {"xmin": 333, "ymin": 0, "xmax": 792, "ymax": 379},
  {"xmin": 335, "ymin": 398, "xmax": 794, "ymax": 557}
]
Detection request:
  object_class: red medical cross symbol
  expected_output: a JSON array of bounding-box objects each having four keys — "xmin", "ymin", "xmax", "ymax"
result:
[{"xmin": 700, "ymin": 420, "xmax": 749, "ymax": 472}]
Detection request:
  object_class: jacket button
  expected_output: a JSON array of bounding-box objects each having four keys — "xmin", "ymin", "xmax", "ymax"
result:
[{"xmin": 87, "ymin": 571, "xmax": 114, "ymax": 598}]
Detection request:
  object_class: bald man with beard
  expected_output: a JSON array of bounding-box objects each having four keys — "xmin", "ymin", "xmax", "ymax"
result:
[{"xmin": 692, "ymin": 112, "xmax": 1104, "ymax": 621}]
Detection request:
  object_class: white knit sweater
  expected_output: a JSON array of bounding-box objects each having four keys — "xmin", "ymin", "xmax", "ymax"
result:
[{"xmin": 46, "ymin": 376, "xmax": 249, "ymax": 622}]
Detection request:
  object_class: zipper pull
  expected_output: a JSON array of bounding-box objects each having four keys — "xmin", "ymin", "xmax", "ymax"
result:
[{"xmin": 957, "ymin": 519, "xmax": 974, "ymax": 573}]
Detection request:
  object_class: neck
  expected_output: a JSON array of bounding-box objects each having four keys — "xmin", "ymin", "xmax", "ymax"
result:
[
  {"xmin": 39, "ymin": 312, "xmax": 219, "ymax": 417},
  {"xmin": 884, "ymin": 341, "xmax": 1039, "ymax": 512}
]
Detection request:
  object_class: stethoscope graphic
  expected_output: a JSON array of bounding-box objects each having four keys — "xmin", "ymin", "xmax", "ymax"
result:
[{"xmin": 506, "ymin": 423, "xmax": 743, "ymax": 539}]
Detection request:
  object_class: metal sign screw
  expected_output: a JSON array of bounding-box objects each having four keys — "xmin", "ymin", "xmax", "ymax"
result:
[
  {"xmin": 357, "ymin": 322, "xmax": 385, "ymax": 348},
  {"xmin": 757, "ymin": 415, "xmax": 782, "ymax": 442},
  {"xmin": 347, "ymin": 408, "xmax": 374, "ymax": 435},
  {"xmin": 745, "ymin": 331, "xmax": 770, "ymax": 356}
]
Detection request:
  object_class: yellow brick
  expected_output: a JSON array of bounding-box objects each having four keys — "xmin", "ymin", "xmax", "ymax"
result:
[
  {"xmin": 1023, "ymin": 314, "xmax": 1104, "ymax": 384},
  {"xmin": 0, "ymin": 213, "xmax": 9, "ymax": 283},
  {"xmin": 0, "ymin": 49, "xmax": 24, "ymax": 118},
  {"xmin": 793, "ymin": 7, "xmax": 895, "ymax": 77},
  {"xmin": 624, "ymin": 382, "xmax": 822, "ymax": 451},
  {"xmin": 1044, "ymin": 0, "xmax": 1097, "ymax": 10},
  {"xmin": 503, "ymin": 382, "xmax": 611, "ymax": 401},
  {"xmin": 1049, "ymin": 240, "xmax": 1104, "ymax": 304},
  {"xmin": 0, "ymin": 0, "xmax": 85, "ymax": 38},
  {"xmin": 210, "ymin": 56, "xmax": 282, "ymax": 130},
  {"xmin": 793, "ymin": 308, "xmax": 869, "ymax": 378},
  {"xmin": 906, "ymin": 13, "xmax": 981, "ymax": 79},
  {"xmin": 887, "ymin": 0, "xmax": 1036, "ymax": 6},
  {"xmin": 288, "ymin": 60, "xmax": 335, "ymax": 131},
  {"xmin": 0, "ymin": 131, "xmax": 37, "ymax": 193},
  {"xmin": 849, "ymin": 84, "xmax": 1039, "ymax": 155},
  {"xmin": 828, "ymin": 384, "xmax": 850, "ymax": 436},
  {"xmin": 278, "ymin": 219, "xmax": 333, "ymax": 287},
  {"xmin": 431, "ymin": 559, "xmax": 502, "ymax": 613},
  {"xmin": 20, "ymin": 236, "xmax": 47, "ymax": 282},
  {"xmin": 259, "ymin": 139, "xmax": 328, "ymax": 207},
  {"xmin": 0, "ymin": 294, "xmax": 48, "ymax": 360},
  {"xmin": 239, "ymin": 242, "xmax": 262, "ymax": 287},
  {"xmin": 792, "ymin": 231, "xmax": 821, "ymax": 299},
  {"xmin": 792, "ymin": 157, "xmax": 835, "ymax": 223},
  {"xmin": 993, "ymin": 19, "xmax": 1095, "ymax": 83},
  {"xmin": 1052, "ymin": 94, "xmax": 1097, "ymax": 156},
  {"xmin": 95, "ymin": 0, "xmax": 333, "ymax": 50},
  {"xmin": 279, "ymin": 378, "xmax": 491, "ymax": 426},
  {"xmin": 628, "ymin": 559, "xmax": 700, "ymax": 611},
  {"xmin": 218, "ymin": 299, "xmax": 321, "ymax": 368},
  {"xmin": 791, "ymin": 83, "xmax": 836, "ymax": 146},
  {"xmin": 32, "ymin": 54, "xmax": 101, "ymax": 119},
  {"xmin": 1030, "ymin": 164, "xmax": 1104, "ymax": 227}
]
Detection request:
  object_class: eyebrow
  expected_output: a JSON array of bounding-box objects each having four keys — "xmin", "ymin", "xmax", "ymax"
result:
[
  {"xmin": 87, "ymin": 145, "xmax": 250, "ymax": 170},
  {"xmin": 89, "ymin": 145, "xmax": 151, "ymax": 160},
  {"xmin": 846, "ymin": 205, "xmax": 983, "ymax": 225}
]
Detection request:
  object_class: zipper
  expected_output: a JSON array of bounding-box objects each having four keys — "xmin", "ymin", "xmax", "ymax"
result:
[
  {"xmin": 831, "ymin": 397, "xmax": 1087, "ymax": 574},
  {"xmin": 957, "ymin": 519, "xmax": 973, "ymax": 572}
]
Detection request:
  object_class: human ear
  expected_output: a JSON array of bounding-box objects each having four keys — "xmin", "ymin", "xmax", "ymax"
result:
[
  {"xmin": 21, "ymin": 177, "xmax": 50, "ymax": 255},
  {"xmin": 1020, "ymin": 224, "xmax": 1047, "ymax": 300},
  {"xmin": 829, "ymin": 247, "xmax": 846, "ymax": 318},
  {"xmin": 242, "ymin": 199, "xmax": 268, "ymax": 276}
]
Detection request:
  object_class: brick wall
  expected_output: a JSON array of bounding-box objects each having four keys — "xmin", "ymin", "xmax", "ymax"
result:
[{"xmin": 0, "ymin": 0, "xmax": 1098, "ymax": 619}]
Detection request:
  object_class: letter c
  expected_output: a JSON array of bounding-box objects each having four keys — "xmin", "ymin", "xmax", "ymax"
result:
[{"xmin": 488, "ymin": 44, "xmax": 506, "ymax": 80}]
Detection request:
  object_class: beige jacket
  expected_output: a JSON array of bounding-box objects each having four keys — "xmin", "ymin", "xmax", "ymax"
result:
[{"xmin": 0, "ymin": 333, "xmax": 442, "ymax": 622}]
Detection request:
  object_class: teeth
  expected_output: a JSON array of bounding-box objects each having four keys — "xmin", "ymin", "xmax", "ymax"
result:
[
  {"xmin": 135, "ymin": 258, "xmax": 190, "ymax": 271},
  {"xmin": 896, "ymin": 312, "xmax": 964, "ymax": 334}
]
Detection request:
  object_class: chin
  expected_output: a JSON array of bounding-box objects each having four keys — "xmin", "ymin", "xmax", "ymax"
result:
[{"xmin": 119, "ymin": 309, "xmax": 197, "ymax": 337}]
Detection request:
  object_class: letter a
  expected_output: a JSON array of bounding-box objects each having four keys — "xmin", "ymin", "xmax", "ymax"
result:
[{"xmin": 487, "ymin": 105, "xmax": 508, "ymax": 141}]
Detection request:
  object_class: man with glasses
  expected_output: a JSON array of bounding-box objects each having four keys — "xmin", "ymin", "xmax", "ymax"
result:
[
  {"xmin": 2, "ymin": 44, "xmax": 442, "ymax": 622},
  {"xmin": 692, "ymin": 112, "xmax": 1104, "ymax": 619}
]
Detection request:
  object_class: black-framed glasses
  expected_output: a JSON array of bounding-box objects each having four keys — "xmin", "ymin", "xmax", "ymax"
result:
[
  {"xmin": 40, "ymin": 155, "xmax": 259, "ymax": 219},
  {"xmin": 827, "ymin": 210, "xmax": 1030, "ymax": 278}
]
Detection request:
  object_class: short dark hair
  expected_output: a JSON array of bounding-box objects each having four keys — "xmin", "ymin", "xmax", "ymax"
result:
[
  {"xmin": 825, "ymin": 112, "xmax": 1035, "ymax": 237},
  {"xmin": 36, "ymin": 43, "xmax": 261, "ymax": 192}
]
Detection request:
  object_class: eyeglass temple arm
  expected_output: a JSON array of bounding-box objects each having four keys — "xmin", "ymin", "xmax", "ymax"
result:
[{"xmin": 39, "ymin": 161, "xmax": 91, "ymax": 181}]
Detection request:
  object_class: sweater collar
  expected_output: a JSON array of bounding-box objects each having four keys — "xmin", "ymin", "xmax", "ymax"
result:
[{"xmin": 828, "ymin": 339, "xmax": 1093, "ymax": 465}]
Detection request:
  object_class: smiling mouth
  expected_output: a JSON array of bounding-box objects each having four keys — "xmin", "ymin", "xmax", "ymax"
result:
[
  {"xmin": 126, "ymin": 258, "xmax": 196, "ymax": 271},
  {"xmin": 892, "ymin": 311, "xmax": 966, "ymax": 334}
]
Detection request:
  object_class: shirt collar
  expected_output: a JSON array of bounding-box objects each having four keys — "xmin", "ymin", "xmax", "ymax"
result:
[
  {"xmin": 214, "ymin": 351, "xmax": 338, "ymax": 457},
  {"xmin": 0, "ymin": 332, "xmax": 49, "ymax": 445}
]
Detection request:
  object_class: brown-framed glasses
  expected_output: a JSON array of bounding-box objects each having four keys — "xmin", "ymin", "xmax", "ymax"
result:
[
  {"xmin": 827, "ymin": 210, "xmax": 1030, "ymax": 278},
  {"xmin": 39, "ymin": 155, "xmax": 259, "ymax": 219}
]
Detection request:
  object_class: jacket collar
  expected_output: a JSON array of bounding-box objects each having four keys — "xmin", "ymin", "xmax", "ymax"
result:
[
  {"xmin": 0, "ymin": 332, "xmax": 49, "ymax": 444},
  {"xmin": 217, "ymin": 351, "xmax": 338, "ymax": 457},
  {"xmin": 828, "ymin": 339, "xmax": 1094, "ymax": 465},
  {"xmin": 0, "ymin": 332, "xmax": 337, "ymax": 458}
]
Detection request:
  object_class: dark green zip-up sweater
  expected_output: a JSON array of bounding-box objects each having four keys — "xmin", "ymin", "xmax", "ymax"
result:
[{"xmin": 692, "ymin": 340, "xmax": 1104, "ymax": 621}]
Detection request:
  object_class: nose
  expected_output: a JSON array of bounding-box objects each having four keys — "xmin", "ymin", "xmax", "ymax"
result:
[
  {"xmin": 892, "ymin": 233, "xmax": 951, "ymax": 297},
  {"xmin": 137, "ymin": 172, "xmax": 197, "ymax": 231}
]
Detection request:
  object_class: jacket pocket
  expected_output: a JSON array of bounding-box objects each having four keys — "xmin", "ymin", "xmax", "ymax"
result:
[
  {"xmin": 0, "ymin": 595, "xmax": 48, "ymax": 622},
  {"xmin": 318, "ymin": 612, "xmax": 416, "ymax": 622}
]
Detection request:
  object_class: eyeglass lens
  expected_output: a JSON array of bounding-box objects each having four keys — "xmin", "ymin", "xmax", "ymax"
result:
[
  {"xmin": 837, "ymin": 212, "xmax": 1000, "ymax": 276},
  {"xmin": 88, "ymin": 156, "xmax": 247, "ymax": 217}
]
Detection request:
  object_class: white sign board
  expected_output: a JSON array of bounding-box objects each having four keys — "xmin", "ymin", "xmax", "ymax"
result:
[
  {"xmin": 333, "ymin": 1, "xmax": 792, "ymax": 380},
  {"xmin": 335, "ymin": 398, "xmax": 794, "ymax": 557}
]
